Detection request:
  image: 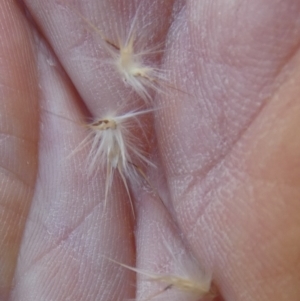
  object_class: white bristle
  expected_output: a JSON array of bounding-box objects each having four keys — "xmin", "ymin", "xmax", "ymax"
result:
[
  {"xmin": 105, "ymin": 238, "xmax": 214, "ymax": 301},
  {"xmin": 68, "ymin": 4, "xmax": 168, "ymax": 103},
  {"xmin": 77, "ymin": 108, "xmax": 154, "ymax": 212}
]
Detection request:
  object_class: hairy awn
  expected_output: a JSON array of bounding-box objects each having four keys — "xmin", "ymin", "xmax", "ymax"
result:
[
  {"xmin": 105, "ymin": 239, "xmax": 215, "ymax": 301},
  {"xmin": 68, "ymin": 4, "xmax": 167, "ymax": 103},
  {"xmin": 78, "ymin": 108, "xmax": 153, "ymax": 213}
]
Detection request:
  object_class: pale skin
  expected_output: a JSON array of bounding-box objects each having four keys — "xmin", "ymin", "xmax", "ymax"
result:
[{"xmin": 1, "ymin": 0, "xmax": 300, "ymax": 300}]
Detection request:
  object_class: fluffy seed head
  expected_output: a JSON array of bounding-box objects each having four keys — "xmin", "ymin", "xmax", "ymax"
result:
[
  {"xmin": 106, "ymin": 239, "xmax": 215, "ymax": 301},
  {"xmin": 107, "ymin": 261, "xmax": 213, "ymax": 301},
  {"xmin": 82, "ymin": 109, "xmax": 153, "ymax": 212},
  {"xmin": 110, "ymin": 30, "xmax": 164, "ymax": 103},
  {"xmin": 68, "ymin": 4, "xmax": 166, "ymax": 103}
]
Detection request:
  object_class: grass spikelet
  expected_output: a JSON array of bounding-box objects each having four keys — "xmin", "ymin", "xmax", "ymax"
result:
[
  {"xmin": 105, "ymin": 240, "xmax": 215, "ymax": 301},
  {"xmin": 77, "ymin": 108, "xmax": 154, "ymax": 213},
  {"xmin": 118, "ymin": 263, "xmax": 213, "ymax": 301},
  {"xmin": 67, "ymin": 3, "xmax": 168, "ymax": 103}
]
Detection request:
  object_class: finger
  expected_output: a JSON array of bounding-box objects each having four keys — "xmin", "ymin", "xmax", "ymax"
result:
[
  {"xmin": 0, "ymin": 1, "xmax": 39, "ymax": 299},
  {"xmin": 10, "ymin": 33, "xmax": 136, "ymax": 300},
  {"xmin": 157, "ymin": 0, "xmax": 300, "ymax": 300}
]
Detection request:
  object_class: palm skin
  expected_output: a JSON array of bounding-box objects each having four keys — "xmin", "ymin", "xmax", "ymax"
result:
[{"xmin": 1, "ymin": 0, "xmax": 300, "ymax": 300}]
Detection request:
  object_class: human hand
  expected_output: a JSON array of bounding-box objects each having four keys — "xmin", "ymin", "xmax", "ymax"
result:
[{"xmin": 1, "ymin": 0, "xmax": 300, "ymax": 300}]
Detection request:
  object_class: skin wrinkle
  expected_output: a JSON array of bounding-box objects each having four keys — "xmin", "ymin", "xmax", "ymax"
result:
[
  {"xmin": 162, "ymin": 43, "xmax": 268, "ymax": 180},
  {"xmin": 28, "ymin": 176, "xmax": 128, "ymax": 262},
  {"xmin": 170, "ymin": 52, "xmax": 299, "ymax": 227},
  {"xmin": 23, "ymin": 198, "xmax": 104, "ymax": 273},
  {"xmin": 17, "ymin": 236, "xmax": 86, "ymax": 292},
  {"xmin": 187, "ymin": 160, "xmax": 298, "ymax": 237},
  {"xmin": 0, "ymin": 165, "xmax": 34, "ymax": 192},
  {"xmin": 271, "ymin": 39, "xmax": 300, "ymax": 82},
  {"xmin": 0, "ymin": 132, "xmax": 38, "ymax": 190},
  {"xmin": 166, "ymin": 91, "xmax": 268, "ymax": 218},
  {"xmin": 187, "ymin": 175, "xmax": 253, "ymax": 244},
  {"xmin": 0, "ymin": 179, "xmax": 32, "ymax": 224},
  {"xmin": 172, "ymin": 176, "xmax": 216, "ymax": 228},
  {"xmin": 0, "ymin": 131, "xmax": 37, "ymax": 147}
]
